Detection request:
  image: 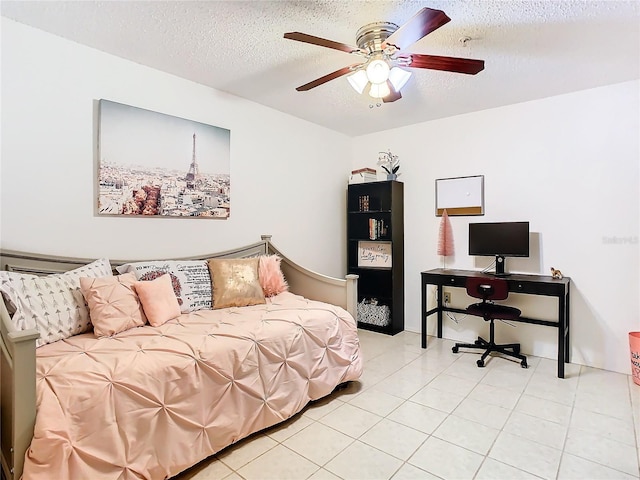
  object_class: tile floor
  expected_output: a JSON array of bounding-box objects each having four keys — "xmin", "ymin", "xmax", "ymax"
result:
[{"xmin": 176, "ymin": 330, "xmax": 640, "ymax": 480}]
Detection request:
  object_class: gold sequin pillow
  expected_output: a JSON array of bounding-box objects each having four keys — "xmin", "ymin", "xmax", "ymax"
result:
[{"xmin": 207, "ymin": 258, "xmax": 266, "ymax": 309}]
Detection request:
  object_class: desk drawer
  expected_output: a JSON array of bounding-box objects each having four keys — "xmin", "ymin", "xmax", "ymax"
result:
[
  {"xmin": 442, "ymin": 275, "xmax": 466, "ymax": 288},
  {"xmin": 509, "ymin": 280, "xmax": 564, "ymax": 296}
]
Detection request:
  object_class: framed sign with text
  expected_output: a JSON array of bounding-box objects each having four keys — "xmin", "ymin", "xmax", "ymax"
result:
[{"xmin": 357, "ymin": 241, "xmax": 392, "ymax": 268}]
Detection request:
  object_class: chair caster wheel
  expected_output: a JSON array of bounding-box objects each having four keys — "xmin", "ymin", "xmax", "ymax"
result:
[
  {"xmin": 521, "ymin": 360, "xmax": 528, "ymax": 368},
  {"xmin": 476, "ymin": 359, "xmax": 485, "ymax": 368},
  {"xmin": 452, "ymin": 346, "xmax": 459, "ymax": 354}
]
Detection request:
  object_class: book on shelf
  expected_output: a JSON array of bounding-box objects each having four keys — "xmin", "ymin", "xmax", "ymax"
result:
[
  {"xmin": 368, "ymin": 218, "xmax": 386, "ymax": 240},
  {"xmin": 358, "ymin": 195, "xmax": 370, "ymax": 212}
]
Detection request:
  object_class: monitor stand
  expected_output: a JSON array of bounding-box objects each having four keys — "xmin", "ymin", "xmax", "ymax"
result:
[{"xmin": 493, "ymin": 255, "xmax": 511, "ymax": 277}]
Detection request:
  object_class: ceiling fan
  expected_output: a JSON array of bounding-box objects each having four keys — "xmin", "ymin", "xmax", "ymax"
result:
[{"xmin": 284, "ymin": 7, "xmax": 485, "ymax": 103}]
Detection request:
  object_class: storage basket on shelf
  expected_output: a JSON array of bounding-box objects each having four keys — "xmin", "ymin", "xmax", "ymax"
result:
[{"xmin": 357, "ymin": 299, "xmax": 390, "ymax": 327}]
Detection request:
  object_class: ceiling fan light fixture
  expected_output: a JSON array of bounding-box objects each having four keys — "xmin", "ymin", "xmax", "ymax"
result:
[
  {"xmin": 388, "ymin": 67, "xmax": 412, "ymax": 92},
  {"xmin": 369, "ymin": 82, "xmax": 390, "ymax": 99},
  {"xmin": 347, "ymin": 69, "xmax": 368, "ymax": 94},
  {"xmin": 365, "ymin": 59, "xmax": 390, "ymax": 84}
]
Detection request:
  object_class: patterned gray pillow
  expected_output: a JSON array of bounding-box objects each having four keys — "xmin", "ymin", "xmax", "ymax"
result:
[
  {"xmin": 116, "ymin": 260, "xmax": 211, "ymax": 313},
  {"xmin": 0, "ymin": 258, "xmax": 113, "ymax": 346}
]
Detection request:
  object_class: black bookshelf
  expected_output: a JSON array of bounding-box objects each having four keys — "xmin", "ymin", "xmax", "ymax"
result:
[{"xmin": 347, "ymin": 180, "xmax": 404, "ymax": 335}]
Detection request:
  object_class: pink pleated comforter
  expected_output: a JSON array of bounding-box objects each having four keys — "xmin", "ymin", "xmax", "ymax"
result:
[{"xmin": 24, "ymin": 292, "xmax": 363, "ymax": 479}]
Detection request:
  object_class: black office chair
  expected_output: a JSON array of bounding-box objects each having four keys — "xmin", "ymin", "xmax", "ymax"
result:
[{"xmin": 452, "ymin": 276, "xmax": 528, "ymax": 368}]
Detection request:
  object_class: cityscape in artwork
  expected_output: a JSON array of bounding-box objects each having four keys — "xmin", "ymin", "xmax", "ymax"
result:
[{"xmin": 99, "ymin": 133, "xmax": 230, "ymax": 218}]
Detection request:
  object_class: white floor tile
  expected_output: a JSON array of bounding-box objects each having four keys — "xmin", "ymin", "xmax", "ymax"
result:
[
  {"xmin": 564, "ymin": 428, "xmax": 640, "ymax": 476},
  {"xmin": 318, "ymin": 402, "xmax": 383, "ymax": 438},
  {"xmin": 408, "ymin": 436, "xmax": 484, "ymax": 479},
  {"xmin": 307, "ymin": 468, "xmax": 342, "ymax": 480},
  {"xmin": 480, "ymin": 367, "xmax": 531, "ymax": 393},
  {"xmin": 515, "ymin": 393, "xmax": 572, "ymax": 425},
  {"xmin": 489, "ymin": 431, "xmax": 562, "ymax": 480},
  {"xmin": 386, "ymin": 400, "xmax": 448, "ymax": 434},
  {"xmin": 427, "ymin": 373, "xmax": 478, "ymax": 397},
  {"xmin": 391, "ymin": 462, "xmax": 441, "ymax": 480},
  {"xmin": 570, "ymin": 406, "xmax": 636, "ymax": 446},
  {"xmin": 359, "ymin": 418, "xmax": 428, "ymax": 460},
  {"xmin": 348, "ymin": 388, "xmax": 405, "ymax": 416},
  {"xmin": 558, "ymin": 452, "xmax": 639, "ymax": 480},
  {"xmin": 433, "ymin": 414, "xmax": 500, "ymax": 455},
  {"xmin": 573, "ymin": 388, "xmax": 633, "ymax": 421},
  {"xmin": 409, "ymin": 384, "xmax": 465, "ymax": 413},
  {"xmin": 452, "ymin": 397, "xmax": 512, "ymax": 430},
  {"xmin": 503, "ymin": 411, "xmax": 568, "ymax": 450},
  {"xmin": 374, "ymin": 372, "xmax": 428, "ymax": 399},
  {"xmin": 282, "ymin": 421, "xmax": 354, "ymax": 466},
  {"xmin": 235, "ymin": 444, "xmax": 319, "ymax": 480},
  {"xmin": 475, "ymin": 458, "xmax": 542, "ymax": 480},
  {"xmin": 325, "ymin": 440, "xmax": 404, "ymax": 480},
  {"xmin": 467, "ymin": 382, "xmax": 522, "ymax": 409}
]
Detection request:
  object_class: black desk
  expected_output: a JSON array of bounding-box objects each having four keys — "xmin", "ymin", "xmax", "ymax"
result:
[{"xmin": 421, "ymin": 269, "xmax": 571, "ymax": 378}]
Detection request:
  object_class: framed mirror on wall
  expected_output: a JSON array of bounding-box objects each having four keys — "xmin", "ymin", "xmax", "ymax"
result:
[{"xmin": 435, "ymin": 175, "xmax": 484, "ymax": 216}]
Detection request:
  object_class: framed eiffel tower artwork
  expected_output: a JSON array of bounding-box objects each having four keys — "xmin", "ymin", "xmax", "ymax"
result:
[{"xmin": 97, "ymin": 99, "xmax": 231, "ymax": 218}]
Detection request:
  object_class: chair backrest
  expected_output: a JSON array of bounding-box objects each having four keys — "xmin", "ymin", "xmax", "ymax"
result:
[{"xmin": 466, "ymin": 276, "xmax": 509, "ymax": 301}]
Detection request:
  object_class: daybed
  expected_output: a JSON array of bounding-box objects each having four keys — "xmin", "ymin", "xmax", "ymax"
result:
[{"xmin": 0, "ymin": 235, "xmax": 362, "ymax": 480}]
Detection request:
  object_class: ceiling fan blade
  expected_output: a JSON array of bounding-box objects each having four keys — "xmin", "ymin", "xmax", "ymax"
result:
[
  {"xmin": 296, "ymin": 64, "xmax": 363, "ymax": 91},
  {"xmin": 284, "ymin": 32, "xmax": 359, "ymax": 54},
  {"xmin": 383, "ymin": 84, "xmax": 402, "ymax": 103},
  {"xmin": 400, "ymin": 53, "xmax": 485, "ymax": 75},
  {"xmin": 383, "ymin": 7, "xmax": 451, "ymax": 51}
]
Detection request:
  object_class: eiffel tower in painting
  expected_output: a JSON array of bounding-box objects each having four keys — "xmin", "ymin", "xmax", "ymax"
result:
[{"xmin": 185, "ymin": 133, "xmax": 199, "ymax": 189}]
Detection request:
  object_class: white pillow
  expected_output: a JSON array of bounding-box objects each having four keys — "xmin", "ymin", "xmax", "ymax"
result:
[
  {"xmin": 0, "ymin": 258, "xmax": 113, "ymax": 346},
  {"xmin": 116, "ymin": 260, "xmax": 211, "ymax": 313}
]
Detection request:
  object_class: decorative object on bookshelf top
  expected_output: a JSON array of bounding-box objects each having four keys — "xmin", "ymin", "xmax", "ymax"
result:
[
  {"xmin": 378, "ymin": 150, "xmax": 400, "ymax": 180},
  {"xmin": 349, "ymin": 167, "xmax": 377, "ymax": 184}
]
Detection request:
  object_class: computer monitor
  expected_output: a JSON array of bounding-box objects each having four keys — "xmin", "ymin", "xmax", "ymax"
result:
[{"xmin": 468, "ymin": 221, "xmax": 530, "ymax": 276}]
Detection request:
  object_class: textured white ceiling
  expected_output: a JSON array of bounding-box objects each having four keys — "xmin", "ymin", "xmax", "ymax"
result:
[{"xmin": 2, "ymin": 0, "xmax": 639, "ymax": 136}]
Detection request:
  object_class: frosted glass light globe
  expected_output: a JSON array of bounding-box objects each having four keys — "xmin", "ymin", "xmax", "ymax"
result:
[
  {"xmin": 366, "ymin": 59, "xmax": 390, "ymax": 84},
  {"xmin": 369, "ymin": 82, "xmax": 390, "ymax": 99}
]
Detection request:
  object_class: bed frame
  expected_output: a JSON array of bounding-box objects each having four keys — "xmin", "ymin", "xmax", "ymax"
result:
[{"xmin": 0, "ymin": 235, "xmax": 357, "ymax": 480}]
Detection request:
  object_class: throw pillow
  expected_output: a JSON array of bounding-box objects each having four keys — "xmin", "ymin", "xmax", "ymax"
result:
[
  {"xmin": 0, "ymin": 258, "xmax": 113, "ymax": 346},
  {"xmin": 207, "ymin": 258, "xmax": 266, "ymax": 309},
  {"xmin": 258, "ymin": 255, "xmax": 289, "ymax": 297},
  {"xmin": 80, "ymin": 272, "xmax": 147, "ymax": 338},
  {"xmin": 134, "ymin": 274, "xmax": 181, "ymax": 327},
  {"xmin": 116, "ymin": 260, "xmax": 211, "ymax": 313}
]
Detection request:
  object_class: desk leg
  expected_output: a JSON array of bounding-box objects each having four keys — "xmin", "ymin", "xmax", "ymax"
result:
[
  {"xmin": 437, "ymin": 285, "xmax": 443, "ymax": 339},
  {"xmin": 421, "ymin": 277, "xmax": 427, "ymax": 349},
  {"xmin": 558, "ymin": 293, "xmax": 566, "ymax": 379}
]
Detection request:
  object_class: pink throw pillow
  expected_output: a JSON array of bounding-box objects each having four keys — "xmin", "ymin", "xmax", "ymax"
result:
[
  {"xmin": 80, "ymin": 272, "xmax": 147, "ymax": 338},
  {"xmin": 134, "ymin": 274, "xmax": 181, "ymax": 327},
  {"xmin": 258, "ymin": 255, "xmax": 288, "ymax": 297}
]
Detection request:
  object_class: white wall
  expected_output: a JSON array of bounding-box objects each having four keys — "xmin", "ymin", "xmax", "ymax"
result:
[
  {"xmin": 352, "ymin": 80, "xmax": 639, "ymax": 374},
  {"xmin": 0, "ymin": 18, "xmax": 351, "ymax": 278}
]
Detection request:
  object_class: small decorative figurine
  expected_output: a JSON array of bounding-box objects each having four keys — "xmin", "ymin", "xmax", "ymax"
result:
[{"xmin": 550, "ymin": 267, "xmax": 563, "ymax": 279}]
